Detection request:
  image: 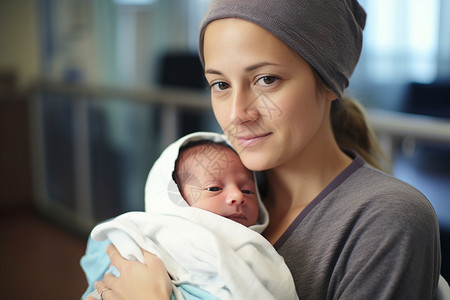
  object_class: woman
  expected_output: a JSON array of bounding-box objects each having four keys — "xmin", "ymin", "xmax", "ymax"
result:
[{"xmin": 92, "ymin": 0, "xmax": 441, "ymax": 299}]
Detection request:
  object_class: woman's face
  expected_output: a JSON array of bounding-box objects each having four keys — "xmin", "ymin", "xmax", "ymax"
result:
[{"xmin": 203, "ymin": 18, "xmax": 336, "ymax": 171}]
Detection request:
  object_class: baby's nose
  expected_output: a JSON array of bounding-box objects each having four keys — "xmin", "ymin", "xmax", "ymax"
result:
[{"xmin": 226, "ymin": 187, "xmax": 245, "ymax": 205}]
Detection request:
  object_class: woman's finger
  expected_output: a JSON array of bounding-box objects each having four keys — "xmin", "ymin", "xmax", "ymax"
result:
[
  {"xmin": 141, "ymin": 249, "xmax": 173, "ymax": 296},
  {"xmin": 103, "ymin": 273, "xmax": 119, "ymax": 289},
  {"xmin": 106, "ymin": 244, "xmax": 126, "ymax": 271},
  {"xmin": 142, "ymin": 249, "xmax": 160, "ymax": 265},
  {"xmin": 100, "ymin": 287, "xmax": 114, "ymax": 300},
  {"xmin": 141, "ymin": 250, "xmax": 170, "ymax": 276},
  {"xmin": 94, "ymin": 280, "xmax": 116, "ymax": 300},
  {"xmin": 94, "ymin": 280, "xmax": 107, "ymax": 293}
]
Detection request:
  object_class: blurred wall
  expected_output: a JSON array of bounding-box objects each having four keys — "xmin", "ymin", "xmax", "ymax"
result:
[
  {"xmin": 0, "ymin": 0, "xmax": 40, "ymax": 89},
  {"xmin": 0, "ymin": 1, "xmax": 38, "ymax": 210}
]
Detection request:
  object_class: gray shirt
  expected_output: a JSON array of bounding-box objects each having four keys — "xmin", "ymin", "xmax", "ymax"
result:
[{"xmin": 276, "ymin": 152, "xmax": 441, "ymax": 300}]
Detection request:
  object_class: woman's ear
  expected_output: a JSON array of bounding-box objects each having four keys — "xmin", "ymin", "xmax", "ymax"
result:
[{"xmin": 326, "ymin": 90, "xmax": 338, "ymax": 102}]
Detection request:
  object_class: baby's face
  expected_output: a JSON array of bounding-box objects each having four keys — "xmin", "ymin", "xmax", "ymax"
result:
[{"xmin": 181, "ymin": 147, "xmax": 259, "ymax": 227}]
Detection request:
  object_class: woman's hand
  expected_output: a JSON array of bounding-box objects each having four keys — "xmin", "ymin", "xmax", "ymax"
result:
[{"xmin": 88, "ymin": 245, "xmax": 172, "ymax": 300}]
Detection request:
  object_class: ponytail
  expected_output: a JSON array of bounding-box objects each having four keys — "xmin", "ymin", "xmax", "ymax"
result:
[
  {"xmin": 330, "ymin": 96, "xmax": 390, "ymax": 172},
  {"xmin": 312, "ymin": 68, "xmax": 390, "ymax": 172}
]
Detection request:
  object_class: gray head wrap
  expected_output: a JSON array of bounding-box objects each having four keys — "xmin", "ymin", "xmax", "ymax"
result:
[{"xmin": 198, "ymin": 0, "xmax": 366, "ymax": 99}]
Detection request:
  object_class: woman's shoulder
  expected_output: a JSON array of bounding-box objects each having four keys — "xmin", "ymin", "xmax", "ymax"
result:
[
  {"xmin": 333, "ymin": 151, "xmax": 429, "ymax": 205},
  {"xmin": 350, "ymin": 163, "xmax": 426, "ymax": 198},
  {"xmin": 337, "ymin": 162, "xmax": 437, "ymax": 223}
]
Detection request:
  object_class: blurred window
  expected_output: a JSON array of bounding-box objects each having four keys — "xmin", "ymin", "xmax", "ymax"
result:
[
  {"xmin": 360, "ymin": 0, "xmax": 441, "ymax": 84},
  {"xmin": 114, "ymin": 0, "xmax": 157, "ymax": 5}
]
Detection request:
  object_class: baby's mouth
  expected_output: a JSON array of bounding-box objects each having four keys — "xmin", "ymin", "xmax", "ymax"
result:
[{"xmin": 226, "ymin": 213, "xmax": 247, "ymax": 222}]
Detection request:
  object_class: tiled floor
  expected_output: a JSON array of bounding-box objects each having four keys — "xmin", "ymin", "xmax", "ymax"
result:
[{"xmin": 0, "ymin": 208, "xmax": 88, "ymax": 300}]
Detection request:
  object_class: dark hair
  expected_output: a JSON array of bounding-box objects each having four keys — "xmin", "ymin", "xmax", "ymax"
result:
[{"xmin": 172, "ymin": 140, "xmax": 235, "ymax": 185}]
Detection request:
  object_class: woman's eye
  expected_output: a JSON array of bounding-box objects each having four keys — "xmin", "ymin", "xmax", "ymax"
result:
[
  {"xmin": 211, "ymin": 82, "xmax": 230, "ymax": 91},
  {"xmin": 206, "ymin": 187, "xmax": 221, "ymax": 192},
  {"xmin": 256, "ymin": 76, "xmax": 278, "ymax": 86}
]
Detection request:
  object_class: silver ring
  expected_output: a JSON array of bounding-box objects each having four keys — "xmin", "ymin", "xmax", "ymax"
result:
[{"xmin": 100, "ymin": 288, "xmax": 109, "ymax": 300}]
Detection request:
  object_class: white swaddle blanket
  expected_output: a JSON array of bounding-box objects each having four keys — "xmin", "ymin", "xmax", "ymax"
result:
[{"xmin": 90, "ymin": 132, "xmax": 298, "ymax": 300}]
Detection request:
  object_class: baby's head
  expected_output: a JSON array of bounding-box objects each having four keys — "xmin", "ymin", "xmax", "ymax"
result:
[{"xmin": 173, "ymin": 140, "xmax": 259, "ymax": 227}]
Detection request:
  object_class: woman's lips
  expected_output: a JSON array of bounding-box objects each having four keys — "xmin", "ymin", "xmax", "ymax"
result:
[{"xmin": 236, "ymin": 132, "xmax": 271, "ymax": 148}]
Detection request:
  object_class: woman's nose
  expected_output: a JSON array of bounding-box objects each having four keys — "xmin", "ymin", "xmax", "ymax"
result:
[
  {"xmin": 230, "ymin": 89, "xmax": 259, "ymax": 125},
  {"xmin": 226, "ymin": 187, "xmax": 245, "ymax": 206}
]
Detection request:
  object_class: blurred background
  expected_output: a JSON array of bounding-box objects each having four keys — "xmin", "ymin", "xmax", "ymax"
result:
[{"xmin": 0, "ymin": 0, "xmax": 449, "ymax": 299}]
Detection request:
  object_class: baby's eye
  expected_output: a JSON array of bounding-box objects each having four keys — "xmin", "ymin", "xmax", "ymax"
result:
[
  {"xmin": 242, "ymin": 190, "xmax": 255, "ymax": 195},
  {"xmin": 256, "ymin": 76, "xmax": 279, "ymax": 87},
  {"xmin": 210, "ymin": 82, "xmax": 230, "ymax": 91},
  {"xmin": 206, "ymin": 186, "xmax": 221, "ymax": 192}
]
